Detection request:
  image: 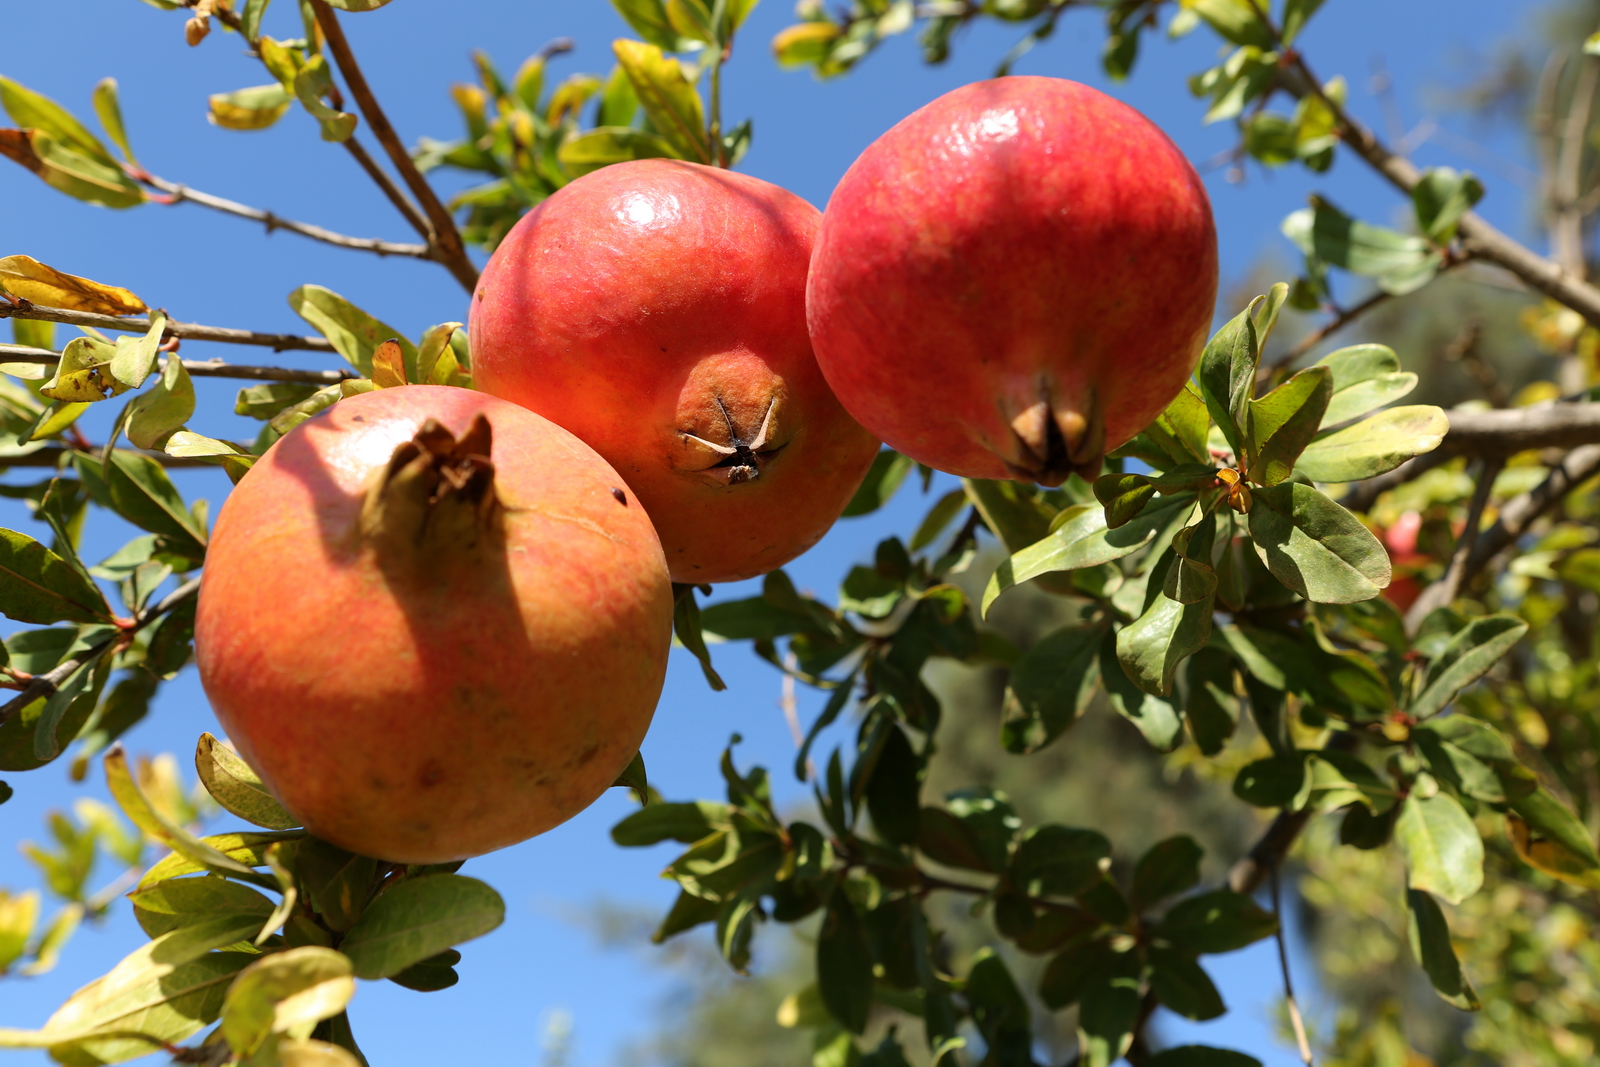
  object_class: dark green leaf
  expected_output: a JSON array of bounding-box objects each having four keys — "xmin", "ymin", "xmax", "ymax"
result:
[
  {"xmin": 1505, "ymin": 787, "xmax": 1600, "ymax": 889},
  {"xmin": 1131, "ymin": 835, "xmax": 1203, "ymax": 911},
  {"xmin": 1148, "ymin": 946, "xmax": 1225, "ymax": 1020},
  {"xmin": 672, "ymin": 583, "xmax": 726, "ymax": 691},
  {"xmin": 1245, "ymin": 366, "xmax": 1331, "ymax": 486},
  {"xmin": 1100, "ymin": 631, "xmax": 1183, "ymax": 750},
  {"xmin": 1411, "ymin": 167, "xmax": 1483, "ymax": 244},
  {"xmin": 817, "ymin": 886, "xmax": 873, "ymax": 1034},
  {"xmin": 1184, "ymin": 649, "xmax": 1238, "ymax": 756},
  {"xmin": 1233, "ymin": 755, "xmax": 1306, "ymax": 808},
  {"xmin": 1196, "ymin": 303, "xmax": 1258, "ymax": 456},
  {"xmin": 294, "ymin": 838, "xmax": 378, "ymax": 933},
  {"xmin": 100, "ymin": 450, "xmax": 207, "ymax": 552},
  {"xmin": 653, "ymin": 888, "xmax": 721, "ymax": 942},
  {"xmin": 1155, "ymin": 890, "xmax": 1278, "ymax": 954},
  {"xmin": 0, "ymin": 527, "xmax": 112, "ymax": 624},
  {"xmin": 1010, "ymin": 825, "xmax": 1111, "ymax": 899},
  {"xmin": 1418, "ymin": 716, "xmax": 1514, "ymax": 762},
  {"xmin": 1410, "ymin": 615, "xmax": 1528, "ymax": 720},
  {"xmin": 1247, "ymin": 482, "xmax": 1391, "ymax": 603},
  {"xmin": 1147, "ymin": 1047, "xmax": 1263, "ymax": 1067},
  {"xmin": 1282, "ymin": 197, "xmax": 1441, "ymax": 295},
  {"xmin": 387, "ymin": 948, "xmax": 461, "ymax": 992},
  {"xmin": 1039, "ymin": 937, "xmax": 1114, "ymax": 1010},
  {"xmin": 339, "ymin": 874, "xmax": 505, "ymax": 980},
  {"xmin": 967, "ymin": 949, "xmax": 1032, "ymax": 1066},
  {"xmin": 1093, "ymin": 473, "xmax": 1156, "ymax": 529},
  {"xmin": 127, "ymin": 875, "xmax": 276, "ymax": 939},
  {"xmin": 1000, "ymin": 623, "xmax": 1104, "ymax": 754},
  {"xmin": 1076, "ymin": 952, "xmax": 1143, "ymax": 1067},
  {"xmin": 843, "ymin": 450, "xmax": 914, "ymax": 517},
  {"xmin": 1406, "ymin": 889, "xmax": 1479, "ymax": 1010},
  {"xmin": 863, "ymin": 725, "xmax": 921, "ymax": 847}
]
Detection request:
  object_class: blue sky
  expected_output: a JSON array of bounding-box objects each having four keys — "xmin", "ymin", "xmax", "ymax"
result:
[{"xmin": 0, "ymin": 0, "xmax": 1543, "ymax": 1064}]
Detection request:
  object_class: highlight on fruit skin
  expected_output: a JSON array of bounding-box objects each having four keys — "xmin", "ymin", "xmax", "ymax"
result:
[
  {"xmin": 807, "ymin": 75, "xmax": 1220, "ymax": 487},
  {"xmin": 468, "ymin": 157, "xmax": 881, "ymax": 584},
  {"xmin": 195, "ymin": 385, "xmax": 674, "ymax": 864}
]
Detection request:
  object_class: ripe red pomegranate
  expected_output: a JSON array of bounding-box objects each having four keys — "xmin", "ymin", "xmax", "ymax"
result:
[
  {"xmin": 196, "ymin": 386, "xmax": 673, "ymax": 864},
  {"xmin": 468, "ymin": 159, "xmax": 880, "ymax": 584},
  {"xmin": 807, "ymin": 76, "xmax": 1219, "ymax": 486}
]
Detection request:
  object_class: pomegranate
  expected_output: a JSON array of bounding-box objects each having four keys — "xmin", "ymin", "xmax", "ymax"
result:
[
  {"xmin": 468, "ymin": 159, "xmax": 880, "ymax": 583},
  {"xmin": 807, "ymin": 76, "xmax": 1219, "ymax": 486},
  {"xmin": 195, "ymin": 386, "xmax": 673, "ymax": 863}
]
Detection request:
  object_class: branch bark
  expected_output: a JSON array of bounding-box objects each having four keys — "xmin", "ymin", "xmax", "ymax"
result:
[
  {"xmin": 0, "ymin": 343, "xmax": 350, "ymax": 385},
  {"xmin": 0, "ymin": 303, "xmax": 337, "ymax": 354},
  {"xmin": 1465, "ymin": 442, "xmax": 1600, "ymax": 580},
  {"xmin": 1405, "ymin": 456, "xmax": 1504, "ymax": 633},
  {"xmin": 1430, "ymin": 403, "xmax": 1600, "ymax": 458},
  {"xmin": 137, "ymin": 172, "xmax": 430, "ymax": 259},
  {"xmin": 310, "ymin": 0, "xmax": 480, "ymax": 294},
  {"xmin": 0, "ymin": 578, "xmax": 200, "ymax": 729}
]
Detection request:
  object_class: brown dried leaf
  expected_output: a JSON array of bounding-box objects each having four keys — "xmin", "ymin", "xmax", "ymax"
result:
[{"xmin": 0, "ymin": 255, "xmax": 145, "ymax": 315}]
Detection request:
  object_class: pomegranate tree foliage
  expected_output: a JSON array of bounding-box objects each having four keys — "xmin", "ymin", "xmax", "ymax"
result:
[{"xmin": 0, "ymin": 0, "xmax": 1595, "ymax": 1064}]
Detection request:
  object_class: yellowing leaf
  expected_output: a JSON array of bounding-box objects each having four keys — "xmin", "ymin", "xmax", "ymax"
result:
[
  {"xmin": 39, "ymin": 336, "xmax": 126, "ymax": 403},
  {"xmin": 209, "ymin": 84, "xmax": 293, "ymax": 131},
  {"xmin": 0, "ymin": 255, "xmax": 144, "ymax": 315},
  {"xmin": 0, "ymin": 129, "xmax": 144, "ymax": 209},
  {"xmin": 370, "ymin": 339, "xmax": 407, "ymax": 388},
  {"xmin": 612, "ymin": 39, "xmax": 710, "ymax": 164}
]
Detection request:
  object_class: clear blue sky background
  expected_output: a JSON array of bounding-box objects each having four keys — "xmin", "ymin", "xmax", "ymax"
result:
[{"xmin": 0, "ymin": 1, "xmax": 1545, "ymax": 1064}]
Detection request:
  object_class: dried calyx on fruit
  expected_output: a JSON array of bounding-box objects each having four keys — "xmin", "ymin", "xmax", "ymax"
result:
[{"xmin": 360, "ymin": 415, "xmax": 500, "ymax": 563}]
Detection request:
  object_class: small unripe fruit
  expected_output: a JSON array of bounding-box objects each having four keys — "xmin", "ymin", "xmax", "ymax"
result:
[
  {"xmin": 469, "ymin": 159, "xmax": 881, "ymax": 584},
  {"xmin": 196, "ymin": 386, "xmax": 672, "ymax": 864},
  {"xmin": 808, "ymin": 76, "xmax": 1219, "ymax": 486}
]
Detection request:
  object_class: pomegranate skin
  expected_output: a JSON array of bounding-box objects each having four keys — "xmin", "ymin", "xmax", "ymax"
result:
[
  {"xmin": 468, "ymin": 159, "xmax": 881, "ymax": 584},
  {"xmin": 807, "ymin": 76, "xmax": 1219, "ymax": 486},
  {"xmin": 195, "ymin": 386, "xmax": 673, "ymax": 864}
]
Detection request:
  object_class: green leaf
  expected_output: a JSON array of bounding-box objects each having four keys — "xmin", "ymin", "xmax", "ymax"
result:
[
  {"xmin": 0, "ymin": 527, "xmax": 113, "ymax": 624},
  {"xmin": 863, "ymin": 724, "xmax": 921, "ymax": 846},
  {"xmin": 0, "ymin": 77, "xmax": 115, "ymax": 164},
  {"xmin": 165, "ymin": 432, "xmax": 257, "ymax": 484},
  {"xmin": 98, "ymin": 449, "xmax": 208, "ymax": 551},
  {"xmin": 1147, "ymin": 1048, "xmax": 1263, "ymax": 1067},
  {"xmin": 106, "ymin": 746, "xmax": 267, "ymax": 883},
  {"xmin": 1282, "ymin": 197, "xmax": 1441, "ymax": 295},
  {"xmin": 1076, "ymin": 954, "xmax": 1143, "ymax": 1067},
  {"xmin": 1117, "ymin": 583, "xmax": 1212, "ymax": 698},
  {"xmin": 1406, "ymin": 889, "xmax": 1479, "ymax": 1011},
  {"xmin": 1396, "ymin": 791, "xmax": 1483, "ymax": 905},
  {"xmin": 1196, "ymin": 302, "xmax": 1258, "ymax": 456},
  {"xmin": 967, "ymin": 949, "xmax": 1032, "ymax": 1065},
  {"xmin": 1409, "ymin": 614, "xmax": 1528, "ymax": 720},
  {"xmin": 1296, "ymin": 404, "xmax": 1448, "ymax": 482},
  {"xmin": 1010, "ymin": 825, "xmax": 1111, "ymax": 899},
  {"xmin": 1505, "ymin": 786, "xmax": 1600, "ymax": 889},
  {"xmin": 90, "ymin": 78, "xmax": 136, "ymax": 163},
  {"xmin": 107, "ymin": 311, "xmax": 166, "ymax": 391},
  {"xmin": 292, "ymin": 55, "xmax": 359, "ymax": 142},
  {"xmin": 339, "ymin": 874, "xmax": 504, "ymax": 980},
  {"xmin": 127, "ymin": 874, "xmax": 276, "ymax": 938},
  {"xmin": 1245, "ymin": 366, "xmax": 1331, "ymax": 486},
  {"xmin": 387, "ymin": 948, "xmax": 461, "ymax": 992},
  {"xmin": 241, "ymin": 0, "xmax": 271, "ymax": 40},
  {"xmin": 1189, "ymin": 0, "xmax": 1273, "ymax": 47},
  {"xmin": 1247, "ymin": 482, "xmax": 1390, "ymax": 603},
  {"xmin": 125, "ymin": 355, "xmax": 194, "ymax": 451},
  {"xmin": 842, "ymin": 450, "xmax": 914, "ymax": 518},
  {"xmin": 817, "ymin": 886, "xmax": 873, "ymax": 1034},
  {"xmin": 1131, "ymin": 835, "xmax": 1203, "ymax": 911},
  {"xmin": 1100, "ymin": 631, "xmax": 1183, "ymax": 750},
  {"xmin": 1417, "ymin": 715, "xmax": 1514, "ymax": 762},
  {"xmin": 294, "ymin": 838, "xmax": 378, "ymax": 934},
  {"xmin": 1280, "ymin": 0, "xmax": 1325, "ymax": 42},
  {"xmin": 287, "ymin": 285, "xmax": 414, "ymax": 378},
  {"xmin": 138, "ymin": 830, "xmax": 304, "ymax": 889},
  {"xmin": 1155, "ymin": 890, "xmax": 1278, "ymax": 954},
  {"xmin": 33, "ymin": 916, "xmax": 260, "ymax": 1050},
  {"xmin": 39, "ymin": 336, "xmax": 124, "ymax": 403},
  {"xmin": 672, "ymin": 583, "xmax": 726, "ymax": 690},
  {"xmin": 982, "ymin": 494, "xmax": 1196, "ymax": 616},
  {"xmin": 1000, "ymin": 623, "xmax": 1103, "ymax": 754},
  {"xmin": 910, "ymin": 489, "xmax": 969, "ymax": 552},
  {"xmin": 1093, "ymin": 473, "xmax": 1156, "ymax": 529},
  {"xmin": 612, "ymin": 39, "xmax": 710, "ymax": 164},
  {"xmin": 1317, "ymin": 350, "xmax": 1418, "ymax": 426},
  {"xmin": 611, "ymin": 0, "xmax": 699, "ymax": 50},
  {"xmin": 613, "ymin": 799, "xmax": 727, "ymax": 846},
  {"xmin": 221, "ymin": 947, "xmax": 355, "ymax": 1057},
  {"xmin": 1411, "ymin": 167, "xmax": 1483, "ymax": 244},
  {"xmin": 1233, "ymin": 755, "xmax": 1306, "ymax": 808},
  {"xmin": 1184, "ymin": 648, "xmax": 1238, "ymax": 756},
  {"xmin": 323, "ymin": 0, "xmax": 395, "ymax": 9},
  {"xmin": 209, "ymin": 84, "xmax": 294, "ymax": 130},
  {"xmin": 0, "ymin": 128, "xmax": 144, "ymax": 208},
  {"xmin": 1148, "ymin": 946, "xmax": 1225, "ymax": 1020},
  {"xmin": 195, "ymin": 732, "xmax": 297, "ymax": 830},
  {"xmin": 1039, "ymin": 938, "xmax": 1114, "ymax": 1010},
  {"xmin": 557, "ymin": 126, "xmax": 679, "ymax": 178},
  {"xmin": 0, "ymin": 889, "xmax": 38, "ymax": 971}
]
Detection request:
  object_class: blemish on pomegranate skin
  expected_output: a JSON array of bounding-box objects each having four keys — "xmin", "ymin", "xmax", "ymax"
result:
[
  {"xmin": 574, "ymin": 742, "xmax": 602, "ymax": 768},
  {"xmin": 611, "ymin": 487, "xmax": 628, "ymax": 505},
  {"xmin": 418, "ymin": 760, "xmax": 444, "ymax": 787}
]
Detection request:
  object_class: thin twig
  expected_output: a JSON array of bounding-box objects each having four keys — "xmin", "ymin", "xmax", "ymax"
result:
[
  {"xmin": 0, "ymin": 578, "xmax": 200, "ymax": 729},
  {"xmin": 0, "ymin": 342, "xmax": 351, "ymax": 385},
  {"xmin": 0, "ymin": 302, "xmax": 337, "ymax": 354},
  {"xmin": 136, "ymin": 172, "xmax": 430, "ymax": 259},
  {"xmin": 1441, "ymin": 320, "xmax": 1509, "ymax": 408},
  {"xmin": 1271, "ymin": 864, "xmax": 1315, "ymax": 1066},
  {"xmin": 0, "ymin": 445, "xmax": 214, "ymax": 469},
  {"xmin": 1404, "ymin": 456, "xmax": 1504, "ymax": 632},
  {"xmin": 1431, "ymin": 403, "xmax": 1600, "ymax": 457},
  {"xmin": 1266, "ymin": 290, "xmax": 1393, "ymax": 378},
  {"xmin": 310, "ymin": 1, "xmax": 479, "ymax": 294},
  {"xmin": 1465, "ymin": 442, "xmax": 1600, "ymax": 581},
  {"xmin": 341, "ymin": 136, "xmax": 435, "ymax": 243}
]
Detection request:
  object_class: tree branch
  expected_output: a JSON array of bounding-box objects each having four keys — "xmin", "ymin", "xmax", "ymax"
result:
[
  {"xmin": 1265, "ymin": 289, "xmax": 1393, "ymax": 380},
  {"xmin": 309, "ymin": 0, "xmax": 479, "ymax": 294},
  {"xmin": 341, "ymin": 136, "xmax": 435, "ymax": 243},
  {"xmin": 0, "ymin": 578, "xmax": 200, "ymax": 729},
  {"xmin": 1430, "ymin": 403, "xmax": 1600, "ymax": 458},
  {"xmin": 1404, "ymin": 456, "xmax": 1504, "ymax": 632},
  {"xmin": 1465, "ymin": 442, "xmax": 1600, "ymax": 581},
  {"xmin": 136, "ymin": 172, "xmax": 430, "ymax": 259},
  {"xmin": 1270, "ymin": 864, "xmax": 1315, "ymax": 1066},
  {"xmin": 0, "ymin": 302, "xmax": 337, "ymax": 354},
  {"xmin": 0, "ymin": 343, "xmax": 351, "ymax": 385}
]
